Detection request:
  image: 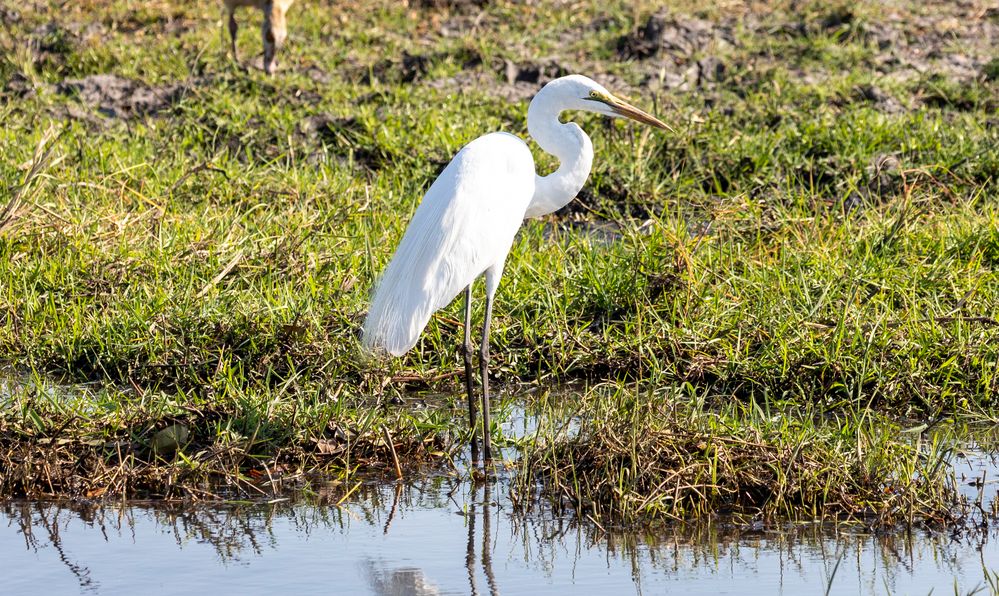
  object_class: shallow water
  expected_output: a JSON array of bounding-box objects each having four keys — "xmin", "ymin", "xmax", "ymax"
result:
[
  {"xmin": 4, "ymin": 390, "xmax": 998, "ymax": 595},
  {"xmin": 5, "ymin": 469, "xmax": 999, "ymax": 596}
]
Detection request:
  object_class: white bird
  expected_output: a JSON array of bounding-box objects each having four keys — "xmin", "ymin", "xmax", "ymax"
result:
[{"xmin": 363, "ymin": 75, "xmax": 671, "ymax": 464}]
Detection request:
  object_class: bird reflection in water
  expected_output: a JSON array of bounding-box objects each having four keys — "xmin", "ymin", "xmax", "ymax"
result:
[
  {"xmin": 466, "ymin": 477, "xmax": 500, "ymax": 596},
  {"xmin": 7, "ymin": 478, "xmax": 995, "ymax": 594},
  {"xmin": 363, "ymin": 562, "xmax": 443, "ymax": 596},
  {"xmin": 364, "ymin": 478, "xmax": 500, "ymax": 596}
]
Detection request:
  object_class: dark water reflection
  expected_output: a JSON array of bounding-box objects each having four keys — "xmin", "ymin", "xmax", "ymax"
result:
[{"xmin": 4, "ymin": 472, "xmax": 999, "ymax": 596}]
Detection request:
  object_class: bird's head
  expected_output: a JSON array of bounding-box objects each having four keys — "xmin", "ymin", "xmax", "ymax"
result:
[{"xmin": 538, "ymin": 74, "xmax": 673, "ymax": 132}]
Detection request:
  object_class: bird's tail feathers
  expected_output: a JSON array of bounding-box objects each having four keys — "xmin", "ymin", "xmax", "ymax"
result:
[{"xmin": 361, "ymin": 258, "xmax": 444, "ymax": 357}]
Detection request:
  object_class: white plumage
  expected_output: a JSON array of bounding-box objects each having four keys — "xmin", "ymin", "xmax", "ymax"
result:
[{"xmin": 362, "ymin": 133, "xmax": 535, "ymax": 356}]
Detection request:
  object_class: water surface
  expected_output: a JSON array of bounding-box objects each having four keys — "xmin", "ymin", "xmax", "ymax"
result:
[
  {"xmin": 5, "ymin": 468, "xmax": 998, "ymax": 596},
  {"xmin": 4, "ymin": 394, "xmax": 998, "ymax": 595}
]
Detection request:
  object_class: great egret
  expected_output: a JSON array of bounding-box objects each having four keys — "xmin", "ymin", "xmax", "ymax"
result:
[{"xmin": 363, "ymin": 75, "xmax": 671, "ymax": 463}]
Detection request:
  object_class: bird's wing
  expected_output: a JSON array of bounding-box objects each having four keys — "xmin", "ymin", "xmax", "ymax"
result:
[{"xmin": 363, "ymin": 132, "xmax": 535, "ymax": 356}]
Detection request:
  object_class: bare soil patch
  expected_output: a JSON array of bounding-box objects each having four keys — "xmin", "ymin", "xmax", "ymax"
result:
[
  {"xmin": 296, "ymin": 113, "xmax": 387, "ymax": 169},
  {"xmin": 56, "ymin": 74, "xmax": 187, "ymax": 118}
]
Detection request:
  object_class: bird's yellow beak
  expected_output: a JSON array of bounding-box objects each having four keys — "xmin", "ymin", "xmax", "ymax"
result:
[
  {"xmin": 609, "ymin": 96, "xmax": 674, "ymax": 132},
  {"xmin": 588, "ymin": 91, "xmax": 674, "ymax": 132}
]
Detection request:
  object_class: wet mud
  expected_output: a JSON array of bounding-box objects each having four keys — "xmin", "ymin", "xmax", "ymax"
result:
[{"xmin": 617, "ymin": 11, "xmax": 735, "ymax": 61}]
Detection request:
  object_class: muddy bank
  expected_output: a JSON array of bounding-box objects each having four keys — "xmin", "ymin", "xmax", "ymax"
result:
[{"xmin": 1, "ymin": 400, "xmax": 452, "ymax": 500}]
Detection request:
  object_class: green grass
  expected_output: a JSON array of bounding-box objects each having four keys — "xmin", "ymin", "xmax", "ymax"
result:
[
  {"xmin": 0, "ymin": 0, "xmax": 997, "ymax": 521},
  {"xmin": 0, "ymin": 369, "xmax": 461, "ymax": 499},
  {"xmin": 513, "ymin": 382, "xmax": 989, "ymax": 525}
]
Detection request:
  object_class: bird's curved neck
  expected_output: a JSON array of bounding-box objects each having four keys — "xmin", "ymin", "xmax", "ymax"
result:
[{"xmin": 524, "ymin": 94, "xmax": 594, "ymax": 218}]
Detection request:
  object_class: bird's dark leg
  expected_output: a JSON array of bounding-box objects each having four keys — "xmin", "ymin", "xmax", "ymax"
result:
[
  {"xmin": 227, "ymin": 10, "xmax": 239, "ymax": 62},
  {"xmin": 479, "ymin": 290, "xmax": 494, "ymax": 462},
  {"xmin": 463, "ymin": 285, "xmax": 479, "ymax": 465},
  {"xmin": 262, "ymin": 1, "xmax": 277, "ymax": 75}
]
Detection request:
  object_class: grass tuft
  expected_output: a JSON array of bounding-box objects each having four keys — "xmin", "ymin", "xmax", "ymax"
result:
[{"xmin": 515, "ymin": 384, "xmax": 984, "ymax": 527}]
